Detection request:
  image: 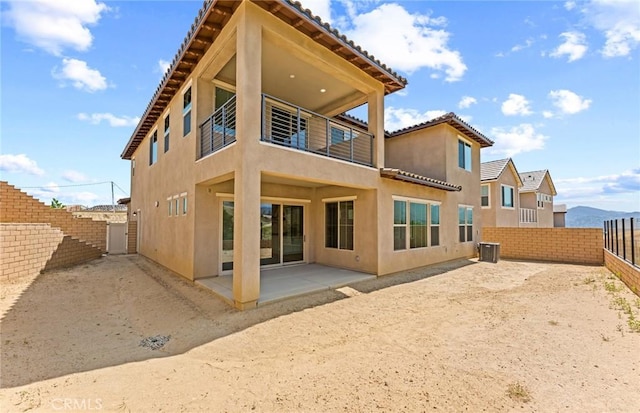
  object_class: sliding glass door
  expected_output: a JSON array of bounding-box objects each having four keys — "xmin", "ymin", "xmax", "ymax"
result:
[{"xmin": 221, "ymin": 201, "xmax": 304, "ymax": 273}]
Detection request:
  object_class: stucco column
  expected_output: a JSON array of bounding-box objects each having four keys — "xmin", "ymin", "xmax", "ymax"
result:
[
  {"xmin": 367, "ymin": 87, "xmax": 385, "ymax": 169},
  {"xmin": 232, "ymin": 4, "xmax": 262, "ymax": 309}
]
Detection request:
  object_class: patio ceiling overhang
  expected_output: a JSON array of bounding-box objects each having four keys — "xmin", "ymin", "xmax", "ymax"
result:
[
  {"xmin": 121, "ymin": 0, "xmax": 406, "ymax": 160},
  {"xmin": 380, "ymin": 168, "xmax": 462, "ymax": 192}
]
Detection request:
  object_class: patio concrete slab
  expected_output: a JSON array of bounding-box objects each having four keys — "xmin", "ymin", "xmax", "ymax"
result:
[{"xmin": 195, "ymin": 264, "xmax": 375, "ymax": 305}]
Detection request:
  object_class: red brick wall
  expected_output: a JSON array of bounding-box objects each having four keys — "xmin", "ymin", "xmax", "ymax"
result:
[
  {"xmin": 0, "ymin": 181, "xmax": 106, "ymax": 251},
  {"xmin": 483, "ymin": 227, "xmax": 603, "ymax": 265},
  {"xmin": 604, "ymin": 250, "xmax": 640, "ymax": 297}
]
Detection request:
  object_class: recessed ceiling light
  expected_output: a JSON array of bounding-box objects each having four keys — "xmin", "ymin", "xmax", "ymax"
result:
[
  {"xmin": 289, "ymin": 74, "xmax": 295, "ymax": 79},
  {"xmin": 320, "ymin": 88, "xmax": 326, "ymax": 93}
]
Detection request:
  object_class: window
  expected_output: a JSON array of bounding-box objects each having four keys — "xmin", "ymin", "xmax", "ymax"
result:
[
  {"xmin": 182, "ymin": 196, "xmax": 187, "ymax": 215},
  {"xmin": 537, "ymin": 193, "xmax": 552, "ymax": 208},
  {"xmin": 394, "ymin": 198, "xmax": 439, "ymax": 250},
  {"xmin": 149, "ymin": 131, "xmax": 158, "ymax": 165},
  {"xmin": 330, "ymin": 126, "xmax": 352, "ymax": 145},
  {"xmin": 325, "ymin": 200, "xmax": 354, "ymax": 250},
  {"xmin": 431, "ymin": 204, "xmax": 440, "ymax": 246},
  {"xmin": 459, "ymin": 206, "xmax": 473, "ymax": 242},
  {"xmin": 167, "ymin": 198, "xmax": 172, "ymax": 216},
  {"xmin": 215, "ymin": 87, "xmax": 235, "ymax": 110},
  {"xmin": 164, "ymin": 114, "xmax": 170, "ymax": 153},
  {"xmin": 175, "ymin": 198, "xmax": 179, "ymax": 216},
  {"xmin": 481, "ymin": 184, "xmax": 489, "ymax": 207},
  {"xmin": 183, "ymin": 86, "xmax": 192, "ymax": 136},
  {"xmin": 131, "ymin": 158, "xmax": 135, "ymax": 177},
  {"xmin": 458, "ymin": 139, "xmax": 472, "ymax": 171},
  {"xmin": 501, "ymin": 185, "xmax": 514, "ymax": 208}
]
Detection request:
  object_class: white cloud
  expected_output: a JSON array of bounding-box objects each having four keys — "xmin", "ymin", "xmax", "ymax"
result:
[
  {"xmin": 0, "ymin": 154, "xmax": 45, "ymax": 176},
  {"xmin": 555, "ymin": 168, "xmax": 640, "ymax": 204},
  {"xmin": 53, "ymin": 58, "xmax": 108, "ymax": 92},
  {"xmin": 458, "ymin": 96, "xmax": 477, "ymax": 109},
  {"xmin": 299, "ymin": 0, "xmax": 332, "ymax": 23},
  {"xmin": 4, "ymin": 0, "xmax": 109, "ymax": 56},
  {"xmin": 62, "ymin": 170, "xmax": 89, "ymax": 183},
  {"xmin": 583, "ymin": 0, "xmax": 640, "ymax": 58},
  {"xmin": 542, "ymin": 111, "xmax": 555, "ymax": 119},
  {"xmin": 564, "ymin": 1, "xmax": 577, "ymax": 11},
  {"xmin": 78, "ymin": 112, "xmax": 140, "ymax": 127},
  {"xmin": 501, "ymin": 94, "xmax": 533, "ymax": 116},
  {"xmin": 384, "ymin": 107, "xmax": 447, "ymax": 132},
  {"xmin": 158, "ymin": 59, "xmax": 171, "ymax": 75},
  {"xmin": 511, "ymin": 38, "xmax": 534, "ymax": 52},
  {"xmin": 341, "ymin": 3, "xmax": 467, "ymax": 81},
  {"xmin": 550, "ymin": 31, "xmax": 588, "ymax": 62},
  {"xmin": 548, "ymin": 89, "xmax": 592, "ymax": 114},
  {"xmin": 488, "ymin": 124, "xmax": 548, "ymax": 157}
]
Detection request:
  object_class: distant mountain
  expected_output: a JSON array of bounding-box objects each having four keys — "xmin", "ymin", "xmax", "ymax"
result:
[{"xmin": 566, "ymin": 206, "xmax": 640, "ymax": 228}]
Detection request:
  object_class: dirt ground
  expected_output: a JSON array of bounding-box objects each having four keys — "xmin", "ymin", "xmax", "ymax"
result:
[{"xmin": 1, "ymin": 255, "xmax": 639, "ymax": 412}]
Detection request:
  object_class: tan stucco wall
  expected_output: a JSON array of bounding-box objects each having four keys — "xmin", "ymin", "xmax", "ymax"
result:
[
  {"xmin": 385, "ymin": 126, "xmax": 447, "ymax": 182},
  {"xmin": 481, "ymin": 168, "xmax": 521, "ymax": 228}
]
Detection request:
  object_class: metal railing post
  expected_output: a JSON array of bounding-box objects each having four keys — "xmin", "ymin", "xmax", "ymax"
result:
[
  {"xmin": 209, "ymin": 117, "xmax": 214, "ymax": 154},
  {"xmin": 261, "ymin": 94, "xmax": 266, "ymax": 142},
  {"xmin": 370, "ymin": 134, "xmax": 374, "ymax": 166},
  {"xmin": 221, "ymin": 105, "xmax": 227, "ymax": 147},
  {"xmin": 622, "ymin": 218, "xmax": 627, "ymax": 261},
  {"xmin": 631, "ymin": 217, "xmax": 636, "ymax": 266},
  {"xmin": 349, "ymin": 128, "xmax": 354, "ymax": 162},
  {"xmin": 296, "ymin": 107, "xmax": 301, "ymax": 150},
  {"xmin": 325, "ymin": 120, "xmax": 330, "ymax": 156},
  {"xmin": 604, "ymin": 221, "xmax": 608, "ymax": 250},
  {"xmin": 614, "ymin": 219, "xmax": 620, "ymax": 256}
]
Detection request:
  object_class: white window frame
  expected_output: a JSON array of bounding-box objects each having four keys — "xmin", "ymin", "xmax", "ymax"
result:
[
  {"xmin": 393, "ymin": 196, "xmax": 441, "ymax": 251},
  {"xmin": 163, "ymin": 109, "xmax": 170, "ymax": 153},
  {"xmin": 458, "ymin": 205, "xmax": 473, "ymax": 243},
  {"xmin": 322, "ymin": 196, "xmax": 356, "ymax": 250},
  {"xmin": 180, "ymin": 192, "xmax": 188, "ymax": 215},
  {"xmin": 167, "ymin": 196, "xmax": 173, "ymax": 217},
  {"xmin": 501, "ymin": 184, "xmax": 515, "ymax": 209},
  {"xmin": 149, "ymin": 128, "xmax": 158, "ymax": 165},
  {"xmin": 458, "ymin": 136, "xmax": 472, "ymax": 171},
  {"xmin": 182, "ymin": 80, "xmax": 193, "ymax": 137},
  {"xmin": 481, "ymin": 184, "xmax": 490, "ymax": 208}
]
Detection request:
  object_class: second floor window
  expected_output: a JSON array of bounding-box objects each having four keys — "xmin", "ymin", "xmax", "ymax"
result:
[
  {"xmin": 164, "ymin": 115, "xmax": 170, "ymax": 152},
  {"xmin": 481, "ymin": 184, "xmax": 489, "ymax": 207},
  {"xmin": 149, "ymin": 131, "xmax": 158, "ymax": 165},
  {"xmin": 183, "ymin": 86, "xmax": 192, "ymax": 136},
  {"xmin": 458, "ymin": 140, "xmax": 472, "ymax": 171},
  {"xmin": 501, "ymin": 185, "xmax": 514, "ymax": 208}
]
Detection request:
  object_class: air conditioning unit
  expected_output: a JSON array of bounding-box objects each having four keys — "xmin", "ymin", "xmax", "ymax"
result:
[{"xmin": 479, "ymin": 242, "xmax": 500, "ymax": 263}]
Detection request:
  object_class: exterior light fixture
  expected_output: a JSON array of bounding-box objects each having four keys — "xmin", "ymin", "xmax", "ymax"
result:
[{"xmin": 320, "ymin": 88, "xmax": 326, "ymax": 93}]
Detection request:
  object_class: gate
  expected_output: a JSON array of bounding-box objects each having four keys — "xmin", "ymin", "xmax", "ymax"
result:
[{"xmin": 107, "ymin": 223, "xmax": 127, "ymax": 254}]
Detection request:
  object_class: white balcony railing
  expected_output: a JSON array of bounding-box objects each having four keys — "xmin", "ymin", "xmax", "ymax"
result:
[{"xmin": 520, "ymin": 207, "xmax": 538, "ymax": 223}]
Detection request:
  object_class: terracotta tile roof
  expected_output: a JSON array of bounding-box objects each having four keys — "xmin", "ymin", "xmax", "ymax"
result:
[
  {"xmin": 389, "ymin": 112, "xmax": 494, "ymax": 148},
  {"xmin": 85, "ymin": 205, "xmax": 128, "ymax": 212},
  {"xmin": 519, "ymin": 169, "xmax": 557, "ymax": 195},
  {"xmin": 380, "ymin": 168, "xmax": 462, "ymax": 192},
  {"xmin": 121, "ymin": 0, "xmax": 407, "ymax": 160}
]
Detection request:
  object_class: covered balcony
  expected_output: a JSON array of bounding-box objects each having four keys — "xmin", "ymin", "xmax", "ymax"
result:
[
  {"xmin": 198, "ymin": 94, "xmax": 373, "ymax": 166},
  {"xmin": 520, "ymin": 207, "xmax": 538, "ymax": 224}
]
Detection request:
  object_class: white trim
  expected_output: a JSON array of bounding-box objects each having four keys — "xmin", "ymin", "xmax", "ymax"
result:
[
  {"xmin": 179, "ymin": 192, "xmax": 187, "ymax": 197},
  {"xmin": 392, "ymin": 195, "xmax": 441, "ymax": 205},
  {"xmin": 216, "ymin": 193, "xmax": 311, "ymax": 204},
  {"xmin": 172, "ymin": 194, "xmax": 180, "ymax": 199},
  {"xmin": 181, "ymin": 78, "xmax": 193, "ymax": 94},
  {"xmin": 480, "ymin": 183, "xmax": 491, "ymax": 209},
  {"xmin": 166, "ymin": 196, "xmax": 173, "ymax": 201},
  {"xmin": 262, "ymin": 196, "xmax": 311, "ymax": 204},
  {"xmin": 212, "ymin": 79, "xmax": 236, "ymax": 93},
  {"xmin": 500, "ymin": 184, "xmax": 515, "ymax": 209},
  {"xmin": 457, "ymin": 134, "xmax": 474, "ymax": 147},
  {"xmin": 322, "ymin": 195, "xmax": 357, "ymax": 203}
]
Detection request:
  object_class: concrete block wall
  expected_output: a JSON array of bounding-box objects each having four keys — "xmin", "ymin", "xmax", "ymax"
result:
[
  {"xmin": 483, "ymin": 227, "xmax": 603, "ymax": 265},
  {"xmin": 604, "ymin": 250, "xmax": 640, "ymax": 297},
  {"xmin": 43, "ymin": 235, "xmax": 103, "ymax": 272},
  {"xmin": 0, "ymin": 224, "xmax": 63, "ymax": 281},
  {"xmin": 0, "ymin": 181, "xmax": 107, "ymax": 251}
]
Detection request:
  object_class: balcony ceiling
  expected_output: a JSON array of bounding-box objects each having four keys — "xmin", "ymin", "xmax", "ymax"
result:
[{"xmin": 216, "ymin": 38, "xmax": 365, "ymax": 116}]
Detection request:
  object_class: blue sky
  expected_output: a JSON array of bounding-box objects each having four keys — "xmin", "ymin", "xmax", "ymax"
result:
[{"xmin": 1, "ymin": 0, "xmax": 639, "ymax": 211}]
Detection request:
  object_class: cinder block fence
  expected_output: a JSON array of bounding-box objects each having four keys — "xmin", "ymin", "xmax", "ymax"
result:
[{"xmin": 0, "ymin": 181, "xmax": 106, "ymax": 281}]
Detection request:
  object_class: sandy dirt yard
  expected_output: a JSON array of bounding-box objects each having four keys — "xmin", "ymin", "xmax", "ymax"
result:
[{"xmin": 1, "ymin": 255, "xmax": 639, "ymax": 412}]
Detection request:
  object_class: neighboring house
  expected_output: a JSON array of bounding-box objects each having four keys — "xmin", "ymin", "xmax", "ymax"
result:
[
  {"xmin": 120, "ymin": 0, "xmax": 493, "ymax": 309},
  {"xmin": 480, "ymin": 158, "xmax": 523, "ymax": 227},
  {"xmin": 519, "ymin": 170, "xmax": 557, "ymax": 227},
  {"xmin": 553, "ymin": 204, "xmax": 567, "ymax": 228}
]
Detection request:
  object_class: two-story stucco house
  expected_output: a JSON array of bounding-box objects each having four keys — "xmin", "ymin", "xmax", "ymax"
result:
[
  {"xmin": 518, "ymin": 169, "xmax": 557, "ymax": 227},
  {"xmin": 479, "ymin": 158, "xmax": 523, "ymax": 227},
  {"xmin": 121, "ymin": 0, "xmax": 493, "ymax": 309}
]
